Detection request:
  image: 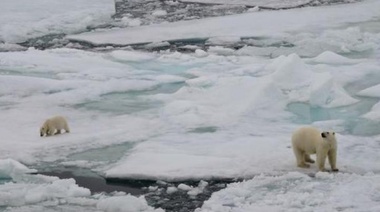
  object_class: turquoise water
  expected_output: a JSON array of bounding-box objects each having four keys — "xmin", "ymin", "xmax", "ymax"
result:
[
  {"xmin": 74, "ymin": 81, "xmax": 184, "ymax": 114},
  {"xmin": 287, "ymin": 97, "xmax": 380, "ymax": 136}
]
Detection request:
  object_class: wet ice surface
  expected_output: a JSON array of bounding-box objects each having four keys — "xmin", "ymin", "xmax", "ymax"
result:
[{"xmin": 1, "ymin": 0, "xmax": 380, "ymax": 211}]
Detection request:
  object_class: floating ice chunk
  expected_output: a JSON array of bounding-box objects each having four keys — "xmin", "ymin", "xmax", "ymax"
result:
[
  {"xmin": 0, "ymin": 175, "xmax": 91, "ymax": 207},
  {"xmin": 25, "ymin": 178, "xmax": 91, "ymax": 204},
  {"xmin": 187, "ymin": 180, "xmax": 208, "ymax": 196},
  {"xmin": 187, "ymin": 188, "xmax": 203, "ymax": 196},
  {"xmin": 148, "ymin": 186, "xmax": 158, "ymax": 192},
  {"xmin": 199, "ymin": 180, "xmax": 208, "ymax": 188},
  {"xmin": 166, "ymin": 187, "xmax": 178, "ymax": 194},
  {"xmin": 0, "ymin": 158, "xmax": 37, "ymax": 179},
  {"xmin": 248, "ymin": 6, "xmax": 260, "ymax": 12},
  {"xmin": 156, "ymin": 180, "xmax": 167, "ymax": 185},
  {"xmin": 97, "ymin": 195, "xmax": 164, "ymax": 212},
  {"xmin": 178, "ymin": 183, "xmax": 193, "ymax": 191}
]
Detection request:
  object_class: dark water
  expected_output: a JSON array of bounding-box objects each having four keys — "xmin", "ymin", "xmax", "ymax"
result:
[
  {"xmin": 39, "ymin": 168, "xmax": 145, "ymax": 195},
  {"xmin": 38, "ymin": 167, "xmax": 236, "ymax": 212}
]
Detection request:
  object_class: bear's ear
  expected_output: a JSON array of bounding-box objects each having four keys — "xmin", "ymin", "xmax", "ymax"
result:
[{"xmin": 321, "ymin": 132, "xmax": 327, "ymax": 138}]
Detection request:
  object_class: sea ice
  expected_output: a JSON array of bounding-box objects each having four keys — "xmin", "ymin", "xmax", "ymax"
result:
[
  {"xmin": 0, "ymin": 158, "xmax": 37, "ymax": 179},
  {"xmin": 197, "ymin": 172, "xmax": 380, "ymax": 212},
  {"xmin": 67, "ymin": 0, "xmax": 380, "ymax": 45},
  {"xmin": 166, "ymin": 187, "xmax": 178, "ymax": 194},
  {"xmin": 0, "ymin": 159, "xmax": 162, "ymax": 211},
  {"xmin": 0, "ymin": 0, "xmax": 115, "ymax": 43}
]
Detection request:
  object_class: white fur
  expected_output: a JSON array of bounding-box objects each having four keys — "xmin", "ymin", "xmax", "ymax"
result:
[
  {"xmin": 291, "ymin": 126, "xmax": 338, "ymax": 172},
  {"xmin": 40, "ymin": 116, "xmax": 70, "ymax": 137}
]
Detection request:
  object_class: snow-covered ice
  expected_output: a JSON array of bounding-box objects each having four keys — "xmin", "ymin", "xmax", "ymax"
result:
[
  {"xmin": 0, "ymin": 158, "xmax": 160, "ymax": 211},
  {"xmin": 67, "ymin": 0, "xmax": 380, "ymax": 45},
  {"xmin": 0, "ymin": 0, "xmax": 115, "ymax": 44},
  {"xmin": 0, "ymin": 158, "xmax": 36, "ymax": 179},
  {"xmin": 197, "ymin": 172, "xmax": 380, "ymax": 212}
]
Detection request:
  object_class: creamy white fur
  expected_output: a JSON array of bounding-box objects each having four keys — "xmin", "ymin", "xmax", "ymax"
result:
[
  {"xmin": 40, "ymin": 116, "xmax": 70, "ymax": 137},
  {"xmin": 291, "ymin": 126, "xmax": 338, "ymax": 172}
]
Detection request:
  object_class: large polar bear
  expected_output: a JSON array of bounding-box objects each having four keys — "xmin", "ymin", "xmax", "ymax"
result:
[
  {"xmin": 40, "ymin": 116, "xmax": 70, "ymax": 137},
  {"xmin": 291, "ymin": 126, "xmax": 338, "ymax": 172}
]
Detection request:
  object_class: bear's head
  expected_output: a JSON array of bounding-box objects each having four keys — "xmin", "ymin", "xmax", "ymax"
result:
[
  {"xmin": 321, "ymin": 131, "xmax": 336, "ymax": 142},
  {"xmin": 40, "ymin": 122, "xmax": 49, "ymax": 137}
]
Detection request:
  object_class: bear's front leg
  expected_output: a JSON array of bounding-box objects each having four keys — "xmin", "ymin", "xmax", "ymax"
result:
[
  {"xmin": 317, "ymin": 150, "xmax": 328, "ymax": 172},
  {"xmin": 47, "ymin": 128, "xmax": 55, "ymax": 136},
  {"xmin": 328, "ymin": 149, "xmax": 339, "ymax": 172}
]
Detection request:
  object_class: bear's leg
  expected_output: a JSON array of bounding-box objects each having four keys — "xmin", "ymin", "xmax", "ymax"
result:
[
  {"xmin": 55, "ymin": 129, "xmax": 61, "ymax": 135},
  {"xmin": 293, "ymin": 148, "xmax": 310, "ymax": 168},
  {"xmin": 328, "ymin": 149, "xmax": 339, "ymax": 172},
  {"xmin": 47, "ymin": 128, "xmax": 55, "ymax": 136},
  {"xmin": 304, "ymin": 154, "xmax": 315, "ymax": 163},
  {"xmin": 317, "ymin": 150, "xmax": 328, "ymax": 172},
  {"xmin": 64, "ymin": 123, "xmax": 70, "ymax": 133}
]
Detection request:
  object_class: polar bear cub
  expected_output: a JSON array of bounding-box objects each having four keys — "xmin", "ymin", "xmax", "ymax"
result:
[
  {"xmin": 40, "ymin": 116, "xmax": 70, "ymax": 137},
  {"xmin": 291, "ymin": 126, "xmax": 338, "ymax": 172}
]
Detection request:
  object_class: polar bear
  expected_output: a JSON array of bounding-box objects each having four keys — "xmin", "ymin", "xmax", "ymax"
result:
[
  {"xmin": 40, "ymin": 116, "xmax": 70, "ymax": 137},
  {"xmin": 291, "ymin": 126, "xmax": 338, "ymax": 172}
]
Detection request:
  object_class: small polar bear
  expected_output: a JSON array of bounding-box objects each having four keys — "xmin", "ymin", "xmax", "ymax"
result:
[
  {"xmin": 291, "ymin": 126, "xmax": 338, "ymax": 172},
  {"xmin": 40, "ymin": 116, "xmax": 70, "ymax": 137}
]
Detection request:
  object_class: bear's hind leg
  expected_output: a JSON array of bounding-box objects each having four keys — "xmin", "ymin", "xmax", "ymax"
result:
[
  {"xmin": 55, "ymin": 129, "xmax": 61, "ymax": 135},
  {"xmin": 304, "ymin": 154, "xmax": 315, "ymax": 163},
  {"xmin": 293, "ymin": 148, "xmax": 310, "ymax": 168}
]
